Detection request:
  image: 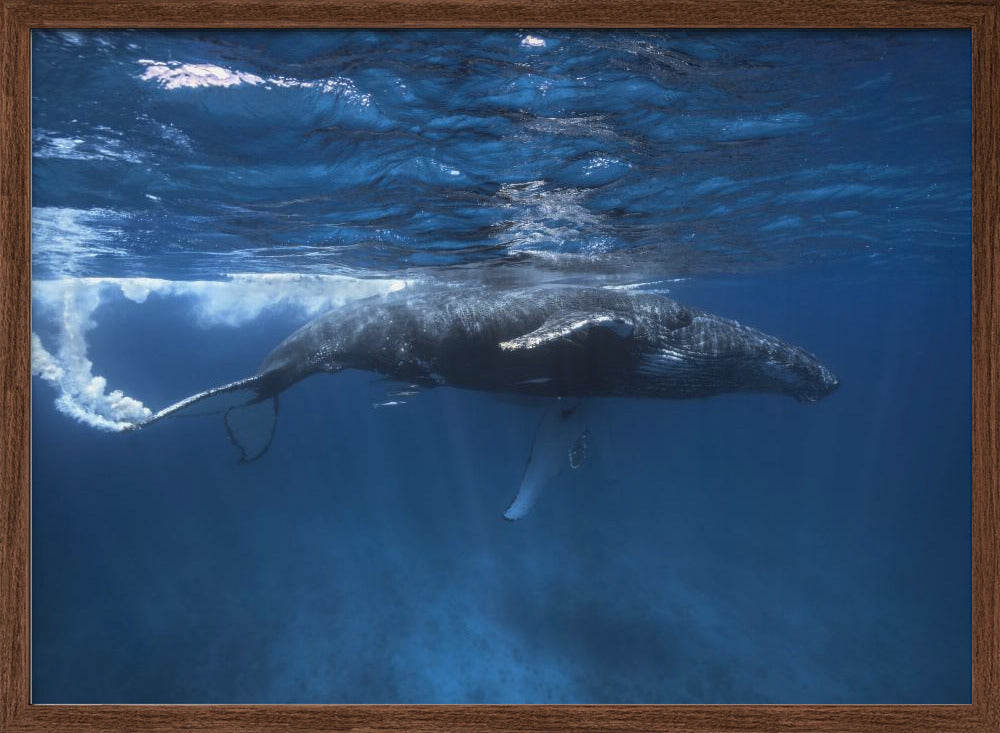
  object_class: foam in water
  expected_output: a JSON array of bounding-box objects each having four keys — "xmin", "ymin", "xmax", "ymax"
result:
[
  {"xmin": 31, "ymin": 207, "xmax": 128, "ymax": 278},
  {"xmin": 137, "ymin": 59, "xmax": 374, "ymax": 106},
  {"xmin": 31, "ymin": 274, "xmax": 409, "ymax": 431},
  {"xmin": 31, "ymin": 279, "xmax": 152, "ymax": 431},
  {"xmin": 138, "ymin": 60, "xmax": 266, "ymax": 89}
]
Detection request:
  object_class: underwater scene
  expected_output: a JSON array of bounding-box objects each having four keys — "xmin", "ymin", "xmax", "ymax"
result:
[{"xmin": 31, "ymin": 30, "xmax": 970, "ymax": 703}]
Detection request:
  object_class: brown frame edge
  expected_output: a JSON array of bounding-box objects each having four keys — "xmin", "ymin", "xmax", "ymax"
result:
[{"xmin": 1, "ymin": 1, "xmax": 997, "ymax": 732}]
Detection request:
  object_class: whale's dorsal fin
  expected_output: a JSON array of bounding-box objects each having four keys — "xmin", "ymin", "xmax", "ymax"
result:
[
  {"xmin": 504, "ymin": 400, "xmax": 590, "ymax": 520},
  {"xmin": 499, "ymin": 313, "xmax": 634, "ymax": 352}
]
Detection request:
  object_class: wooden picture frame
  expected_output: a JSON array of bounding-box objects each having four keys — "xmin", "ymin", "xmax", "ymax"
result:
[{"xmin": 2, "ymin": 1, "xmax": 997, "ymax": 731}]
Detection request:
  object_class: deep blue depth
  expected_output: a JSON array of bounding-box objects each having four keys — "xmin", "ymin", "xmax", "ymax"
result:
[{"xmin": 31, "ymin": 30, "xmax": 971, "ymax": 703}]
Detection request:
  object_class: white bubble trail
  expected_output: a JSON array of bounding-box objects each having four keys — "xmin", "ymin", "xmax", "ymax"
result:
[{"xmin": 31, "ymin": 273, "xmax": 410, "ymax": 432}]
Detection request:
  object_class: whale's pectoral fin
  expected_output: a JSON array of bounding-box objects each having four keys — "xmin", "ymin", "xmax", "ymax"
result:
[
  {"xmin": 224, "ymin": 396, "xmax": 279, "ymax": 463},
  {"xmin": 504, "ymin": 400, "xmax": 590, "ymax": 521},
  {"xmin": 499, "ymin": 313, "xmax": 634, "ymax": 352}
]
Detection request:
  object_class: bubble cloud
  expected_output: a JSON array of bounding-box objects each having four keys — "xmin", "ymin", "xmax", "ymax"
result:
[{"xmin": 31, "ymin": 274, "xmax": 409, "ymax": 431}]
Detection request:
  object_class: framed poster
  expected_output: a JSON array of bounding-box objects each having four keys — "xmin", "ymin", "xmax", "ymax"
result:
[{"xmin": 2, "ymin": 1, "xmax": 997, "ymax": 732}]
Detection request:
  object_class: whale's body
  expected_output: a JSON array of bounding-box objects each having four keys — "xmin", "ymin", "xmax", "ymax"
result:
[
  {"xmin": 135, "ymin": 285, "xmax": 838, "ymax": 518},
  {"xmin": 258, "ymin": 286, "xmax": 837, "ymax": 401}
]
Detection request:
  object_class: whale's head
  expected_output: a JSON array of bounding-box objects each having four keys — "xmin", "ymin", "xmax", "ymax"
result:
[{"xmin": 754, "ymin": 345, "xmax": 839, "ymax": 403}]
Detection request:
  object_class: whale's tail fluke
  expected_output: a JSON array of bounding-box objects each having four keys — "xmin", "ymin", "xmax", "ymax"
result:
[{"xmin": 128, "ymin": 373, "xmax": 279, "ymax": 462}]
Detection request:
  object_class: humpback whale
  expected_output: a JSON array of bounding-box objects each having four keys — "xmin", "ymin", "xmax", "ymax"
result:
[{"xmin": 130, "ymin": 285, "xmax": 838, "ymax": 518}]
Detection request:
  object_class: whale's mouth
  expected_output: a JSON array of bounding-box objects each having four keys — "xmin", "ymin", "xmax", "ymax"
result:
[
  {"xmin": 793, "ymin": 368, "xmax": 839, "ymax": 403},
  {"xmin": 818, "ymin": 368, "xmax": 840, "ymax": 396},
  {"xmin": 759, "ymin": 357, "xmax": 838, "ymax": 403}
]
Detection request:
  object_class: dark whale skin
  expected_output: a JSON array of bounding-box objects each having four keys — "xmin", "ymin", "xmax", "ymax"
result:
[
  {"xmin": 132, "ymin": 285, "xmax": 839, "ymax": 466},
  {"xmin": 258, "ymin": 285, "xmax": 839, "ymax": 403}
]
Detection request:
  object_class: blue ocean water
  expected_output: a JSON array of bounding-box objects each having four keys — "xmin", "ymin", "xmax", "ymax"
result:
[{"xmin": 30, "ymin": 30, "xmax": 970, "ymax": 703}]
